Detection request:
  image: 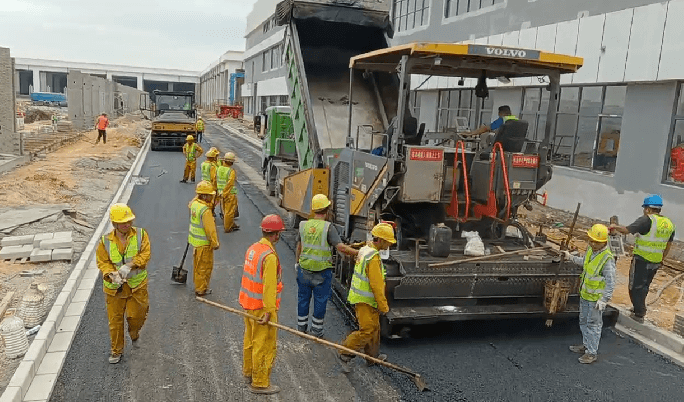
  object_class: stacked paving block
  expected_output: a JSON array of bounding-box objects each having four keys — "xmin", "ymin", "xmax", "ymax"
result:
[
  {"xmin": 674, "ymin": 313, "xmax": 684, "ymax": 338},
  {"xmin": 0, "ymin": 231, "xmax": 73, "ymax": 262}
]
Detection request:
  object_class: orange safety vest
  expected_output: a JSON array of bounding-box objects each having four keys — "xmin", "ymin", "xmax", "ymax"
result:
[
  {"xmin": 97, "ymin": 116, "xmax": 109, "ymax": 130},
  {"xmin": 239, "ymin": 241, "xmax": 283, "ymax": 310}
]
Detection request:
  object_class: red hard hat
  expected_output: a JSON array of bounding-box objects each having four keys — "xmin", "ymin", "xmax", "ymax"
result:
[{"xmin": 261, "ymin": 214, "xmax": 285, "ymax": 232}]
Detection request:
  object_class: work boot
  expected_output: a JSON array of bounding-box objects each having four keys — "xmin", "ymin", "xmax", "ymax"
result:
[
  {"xmin": 231, "ymin": 224, "xmax": 240, "ymax": 232},
  {"xmin": 180, "ymin": 179, "xmax": 187, "ymax": 183},
  {"xmin": 578, "ymin": 353, "xmax": 597, "ymax": 364},
  {"xmin": 190, "ymin": 178, "xmax": 195, "ymax": 183},
  {"xmin": 569, "ymin": 345, "xmax": 586, "ymax": 354},
  {"xmin": 366, "ymin": 353, "xmax": 388, "ymax": 367},
  {"xmin": 109, "ymin": 353, "xmax": 122, "ymax": 364},
  {"xmin": 195, "ymin": 289, "xmax": 213, "ymax": 297},
  {"xmin": 338, "ymin": 353, "xmax": 353, "ymax": 373},
  {"xmin": 630, "ymin": 312, "xmax": 645, "ymax": 323},
  {"xmin": 249, "ymin": 385, "xmax": 280, "ymax": 395},
  {"xmin": 243, "ymin": 376, "xmax": 252, "ymax": 385},
  {"xmin": 297, "ymin": 325, "xmax": 308, "ymax": 333}
]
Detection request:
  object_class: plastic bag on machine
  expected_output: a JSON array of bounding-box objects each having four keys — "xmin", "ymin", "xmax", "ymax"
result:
[{"xmin": 462, "ymin": 231, "xmax": 485, "ymax": 256}]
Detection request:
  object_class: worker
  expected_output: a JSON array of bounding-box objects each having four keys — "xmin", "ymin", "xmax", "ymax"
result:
[
  {"xmin": 609, "ymin": 195, "xmax": 675, "ymax": 323},
  {"xmin": 463, "ymin": 105, "xmax": 517, "ymax": 137},
  {"xmin": 296, "ymin": 194, "xmax": 358, "ymax": 337},
  {"xmin": 196, "ymin": 116, "xmax": 205, "ymax": 143},
  {"xmin": 95, "ymin": 112, "xmax": 109, "ymax": 145},
  {"xmin": 338, "ymin": 222, "xmax": 395, "ymax": 372},
  {"xmin": 188, "ymin": 180, "xmax": 220, "ymax": 296},
  {"xmin": 217, "ymin": 152, "xmax": 240, "ymax": 232},
  {"xmin": 240, "ymin": 214, "xmax": 286, "ymax": 395},
  {"xmin": 180, "ymin": 135, "xmax": 204, "ymax": 183},
  {"xmin": 201, "ymin": 148, "xmax": 219, "ymax": 189},
  {"xmin": 96, "ymin": 203, "xmax": 151, "ymax": 364},
  {"xmin": 562, "ymin": 224, "xmax": 616, "ymax": 364}
]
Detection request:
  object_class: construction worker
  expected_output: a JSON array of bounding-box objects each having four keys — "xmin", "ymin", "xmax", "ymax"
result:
[
  {"xmin": 96, "ymin": 203, "xmax": 151, "ymax": 364},
  {"xmin": 609, "ymin": 195, "xmax": 675, "ymax": 323},
  {"xmin": 217, "ymin": 152, "xmax": 240, "ymax": 232},
  {"xmin": 338, "ymin": 222, "xmax": 395, "ymax": 372},
  {"xmin": 196, "ymin": 116, "xmax": 205, "ymax": 143},
  {"xmin": 296, "ymin": 194, "xmax": 358, "ymax": 337},
  {"xmin": 95, "ymin": 112, "xmax": 109, "ymax": 144},
  {"xmin": 562, "ymin": 224, "xmax": 616, "ymax": 364},
  {"xmin": 240, "ymin": 214, "xmax": 285, "ymax": 395},
  {"xmin": 188, "ymin": 181, "xmax": 220, "ymax": 296},
  {"xmin": 463, "ymin": 105, "xmax": 517, "ymax": 137},
  {"xmin": 180, "ymin": 135, "xmax": 204, "ymax": 183}
]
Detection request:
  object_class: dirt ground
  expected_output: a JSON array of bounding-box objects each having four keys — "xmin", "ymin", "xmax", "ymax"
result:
[{"xmin": 0, "ymin": 113, "xmax": 148, "ymax": 390}]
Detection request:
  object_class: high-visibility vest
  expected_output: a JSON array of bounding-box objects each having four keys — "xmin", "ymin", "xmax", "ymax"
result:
[
  {"xmin": 196, "ymin": 120, "xmax": 205, "ymax": 131},
  {"xmin": 347, "ymin": 245, "xmax": 385, "ymax": 308},
  {"xmin": 97, "ymin": 116, "xmax": 108, "ymax": 130},
  {"xmin": 217, "ymin": 166, "xmax": 237, "ymax": 194},
  {"xmin": 298, "ymin": 219, "xmax": 333, "ymax": 272},
  {"xmin": 184, "ymin": 143, "xmax": 198, "ymax": 162},
  {"xmin": 102, "ymin": 228, "xmax": 147, "ymax": 290},
  {"xmin": 188, "ymin": 201, "xmax": 210, "ymax": 247},
  {"xmin": 579, "ymin": 247, "xmax": 614, "ymax": 302},
  {"xmin": 239, "ymin": 241, "xmax": 283, "ymax": 310},
  {"xmin": 503, "ymin": 115, "xmax": 518, "ymax": 122},
  {"xmin": 201, "ymin": 161, "xmax": 213, "ymax": 182},
  {"xmin": 634, "ymin": 215, "xmax": 675, "ymax": 263}
]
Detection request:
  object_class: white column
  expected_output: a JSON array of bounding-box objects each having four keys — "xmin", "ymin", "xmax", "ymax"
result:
[
  {"xmin": 106, "ymin": 72, "xmax": 113, "ymax": 81},
  {"xmin": 136, "ymin": 75, "xmax": 144, "ymax": 90},
  {"xmin": 31, "ymin": 68, "xmax": 40, "ymax": 92}
]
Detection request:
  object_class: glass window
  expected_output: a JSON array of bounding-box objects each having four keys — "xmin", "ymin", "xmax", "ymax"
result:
[
  {"xmin": 393, "ymin": 0, "xmax": 430, "ymax": 32},
  {"xmin": 559, "ymin": 87, "xmax": 580, "ymax": 113},
  {"xmin": 261, "ymin": 51, "xmax": 269, "ymax": 72},
  {"xmin": 446, "ymin": 0, "xmax": 498, "ymax": 18},
  {"xmin": 437, "ymin": 89, "xmax": 494, "ymax": 132},
  {"xmin": 603, "ymin": 86, "xmax": 626, "ymax": 115},
  {"xmin": 666, "ymin": 83, "xmax": 684, "ymax": 184},
  {"xmin": 594, "ymin": 116, "xmax": 622, "ymax": 172}
]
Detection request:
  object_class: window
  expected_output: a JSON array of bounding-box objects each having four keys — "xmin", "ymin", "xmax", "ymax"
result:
[
  {"xmin": 392, "ymin": 0, "xmax": 430, "ymax": 33},
  {"xmin": 445, "ymin": 0, "xmax": 504, "ymax": 18},
  {"xmin": 279, "ymin": 95, "xmax": 289, "ymax": 106},
  {"xmin": 437, "ymin": 89, "xmax": 495, "ymax": 131},
  {"xmin": 261, "ymin": 51, "xmax": 270, "ymax": 72},
  {"xmin": 521, "ymin": 88, "xmax": 551, "ymax": 142},
  {"xmin": 260, "ymin": 96, "xmax": 268, "ymax": 113},
  {"xmin": 665, "ymin": 83, "xmax": 684, "ymax": 184},
  {"xmin": 552, "ymin": 87, "xmax": 580, "ymax": 166},
  {"xmin": 409, "ymin": 91, "xmax": 421, "ymax": 121},
  {"xmin": 271, "ymin": 44, "xmax": 282, "ymax": 69}
]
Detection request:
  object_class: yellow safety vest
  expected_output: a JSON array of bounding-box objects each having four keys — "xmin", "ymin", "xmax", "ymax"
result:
[
  {"xmin": 217, "ymin": 166, "xmax": 237, "ymax": 194},
  {"xmin": 579, "ymin": 247, "xmax": 613, "ymax": 302},
  {"xmin": 196, "ymin": 120, "xmax": 205, "ymax": 131},
  {"xmin": 347, "ymin": 245, "xmax": 385, "ymax": 308},
  {"xmin": 634, "ymin": 215, "xmax": 675, "ymax": 263},
  {"xmin": 184, "ymin": 143, "xmax": 198, "ymax": 162},
  {"xmin": 298, "ymin": 219, "xmax": 333, "ymax": 272},
  {"xmin": 188, "ymin": 201, "xmax": 210, "ymax": 247},
  {"xmin": 201, "ymin": 161, "xmax": 213, "ymax": 182},
  {"xmin": 102, "ymin": 228, "xmax": 147, "ymax": 290}
]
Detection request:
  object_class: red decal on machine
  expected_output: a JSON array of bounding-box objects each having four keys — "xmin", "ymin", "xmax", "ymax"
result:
[
  {"xmin": 409, "ymin": 148, "xmax": 443, "ymax": 161},
  {"xmin": 512, "ymin": 154, "xmax": 540, "ymax": 168}
]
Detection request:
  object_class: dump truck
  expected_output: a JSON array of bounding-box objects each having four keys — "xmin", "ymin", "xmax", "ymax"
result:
[
  {"xmin": 142, "ymin": 90, "xmax": 197, "ymax": 151},
  {"xmin": 260, "ymin": 106, "xmax": 296, "ymax": 196}
]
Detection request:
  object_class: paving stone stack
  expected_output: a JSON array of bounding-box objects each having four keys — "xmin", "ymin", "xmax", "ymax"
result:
[
  {"xmin": 0, "ymin": 231, "xmax": 73, "ymax": 262},
  {"xmin": 674, "ymin": 313, "xmax": 684, "ymax": 338}
]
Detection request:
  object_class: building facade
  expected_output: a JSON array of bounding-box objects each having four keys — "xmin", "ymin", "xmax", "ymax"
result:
[{"xmin": 198, "ymin": 51, "xmax": 244, "ymax": 110}]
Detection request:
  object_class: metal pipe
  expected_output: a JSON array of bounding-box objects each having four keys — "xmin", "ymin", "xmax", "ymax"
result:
[
  {"xmin": 543, "ymin": 73, "xmax": 561, "ymax": 150},
  {"xmin": 347, "ymin": 68, "xmax": 354, "ymax": 147},
  {"xmin": 392, "ymin": 55, "xmax": 409, "ymax": 159}
]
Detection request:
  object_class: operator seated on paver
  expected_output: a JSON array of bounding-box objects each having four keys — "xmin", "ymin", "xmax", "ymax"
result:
[
  {"xmin": 338, "ymin": 222, "xmax": 395, "ymax": 372},
  {"xmin": 609, "ymin": 195, "xmax": 675, "ymax": 323},
  {"xmin": 296, "ymin": 194, "xmax": 359, "ymax": 338},
  {"xmin": 240, "ymin": 214, "xmax": 286, "ymax": 395},
  {"xmin": 217, "ymin": 152, "xmax": 240, "ymax": 233},
  {"xmin": 180, "ymin": 135, "xmax": 204, "ymax": 183},
  {"xmin": 462, "ymin": 105, "xmax": 519, "ymax": 148},
  {"xmin": 562, "ymin": 224, "xmax": 615, "ymax": 364},
  {"xmin": 96, "ymin": 203, "xmax": 151, "ymax": 364},
  {"xmin": 188, "ymin": 181, "xmax": 220, "ymax": 296},
  {"xmin": 201, "ymin": 147, "xmax": 220, "ymax": 216}
]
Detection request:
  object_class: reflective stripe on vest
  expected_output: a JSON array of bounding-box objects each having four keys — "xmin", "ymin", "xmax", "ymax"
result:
[
  {"xmin": 201, "ymin": 161, "xmax": 212, "ymax": 182},
  {"xmin": 239, "ymin": 242, "xmax": 283, "ymax": 310},
  {"xmin": 347, "ymin": 245, "xmax": 385, "ymax": 308},
  {"xmin": 188, "ymin": 201, "xmax": 210, "ymax": 247},
  {"xmin": 217, "ymin": 166, "xmax": 237, "ymax": 194},
  {"xmin": 184, "ymin": 143, "xmax": 198, "ymax": 162},
  {"xmin": 298, "ymin": 219, "xmax": 333, "ymax": 271},
  {"xmin": 503, "ymin": 115, "xmax": 518, "ymax": 122},
  {"xmin": 102, "ymin": 228, "xmax": 147, "ymax": 290},
  {"xmin": 634, "ymin": 215, "xmax": 675, "ymax": 263},
  {"xmin": 579, "ymin": 247, "xmax": 613, "ymax": 302}
]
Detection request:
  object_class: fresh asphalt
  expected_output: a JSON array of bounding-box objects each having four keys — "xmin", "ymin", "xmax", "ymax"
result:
[{"xmin": 50, "ymin": 123, "xmax": 684, "ymax": 401}]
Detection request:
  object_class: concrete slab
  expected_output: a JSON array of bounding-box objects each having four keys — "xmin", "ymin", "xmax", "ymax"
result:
[
  {"xmin": 64, "ymin": 301, "xmax": 86, "ymax": 317},
  {"xmin": 0, "ymin": 205, "xmax": 69, "ymax": 231},
  {"xmin": 51, "ymin": 248, "xmax": 73, "ymax": 261},
  {"xmin": 47, "ymin": 332, "xmax": 73, "ymax": 353},
  {"xmin": 7, "ymin": 361, "xmax": 35, "ymax": 399},
  {"xmin": 78, "ymin": 274, "xmax": 98, "ymax": 290},
  {"xmin": 24, "ymin": 374, "xmax": 56, "ymax": 401},
  {"xmin": 52, "ymin": 231, "xmax": 73, "ymax": 240},
  {"xmin": 35, "ymin": 351, "xmax": 67, "ymax": 375},
  {"xmin": 35, "ymin": 321, "xmax": 55, "ymax": 342},
  {"xmin": 39, "ymin": 239, "xmax": 72, "ymax": 250},
  {"xmin": 57, "ymin": 315, "xmax": 81, "ymax": 333},
  {"xmin": 0, "ymin": 386, "xmax": 22, "ymax": 402},
  {"xmin": 0, "ymin": 244, "xmax": 33, "ymax": 259},
  {"xmin": 29, "ymin": 248, "xmax": 52, "ymax": 263},
  {"xmin": 33, "ymin": 233, "xmax": 54, "ymax": 248},
  {"xmin": 0, "ymin": 235, "xmax": 35, "ymax": 247},
  {"xmin": 71, "ymin": 288, "xmax": 91, "ymax": 303},
  {"xmin": 23, "ymin": 339, "xmax": 47, "ymax": 366},
  {"xmin": 82, "ymin": 268, "xmax": 100, "ymax": 281}
]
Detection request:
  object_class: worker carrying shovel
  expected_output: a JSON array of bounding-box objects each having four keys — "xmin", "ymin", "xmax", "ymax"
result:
[
  {"xmin": 217, "ymin": 152, "xmax": 239, "ymax": 233},
  {"xmin": 188, "ymin": 181, "xmax": 220, "ymax": 296},
  {"xmin": 96, "ymin": 203, "xmax": 151, "ymax": 364},
  {"xmin": 338, "ymin": 222, "xmax": 395, "ymax": 372},
  {"xmin": 562, "ymin": 224, "xmax": 616, "ymax": 364},
  {"xmin": 180, "ymin": 135, "xmax": 203, "ymax": 183}
]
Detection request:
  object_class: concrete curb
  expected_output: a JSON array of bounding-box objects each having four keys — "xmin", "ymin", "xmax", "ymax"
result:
[{"xmin": 1, "ymin": 134, "xmax": 151, "ymax": 402}]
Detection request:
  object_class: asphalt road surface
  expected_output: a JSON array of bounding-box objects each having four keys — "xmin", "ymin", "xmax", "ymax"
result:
[{"xmin": 51, "ymin": 123, "xmax": 684, "ymax": 401}]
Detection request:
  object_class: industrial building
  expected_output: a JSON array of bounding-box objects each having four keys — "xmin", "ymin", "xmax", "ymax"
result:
[{"xmin": 198, "ymin": 51, "xmax": 244, "ymax": 110}]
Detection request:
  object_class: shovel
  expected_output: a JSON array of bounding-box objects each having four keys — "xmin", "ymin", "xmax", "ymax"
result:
[{"xmin": 172, "ymin": 243, "xmax": 190, "ymax": 284}]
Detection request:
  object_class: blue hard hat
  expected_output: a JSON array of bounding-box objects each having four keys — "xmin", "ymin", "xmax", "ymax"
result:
[{"xmin": 642, "ymin": 194, "xmax": 663, "ymax": 208}]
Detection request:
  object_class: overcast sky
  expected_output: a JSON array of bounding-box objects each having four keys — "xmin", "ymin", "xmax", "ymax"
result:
[{"xmin": 0, "ymin": 0, "xmax": 256, "ymax": 72}]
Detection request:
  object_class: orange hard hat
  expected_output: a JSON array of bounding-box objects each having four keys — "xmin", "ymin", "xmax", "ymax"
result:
[{"xmin": 261, "ymin": 214, "xmax": 285, "ymax": 232}]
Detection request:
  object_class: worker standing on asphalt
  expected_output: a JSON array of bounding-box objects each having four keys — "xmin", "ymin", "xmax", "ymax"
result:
[
  {"xmin": 201, "ymin": 148, "xmax": 220, "ymax": 217},
  {"xmin": 609, "ymin": 195, "xmax": 675, "ymax": 323},
  {"xmin": 296, "ymin": 194, "xmax": 358, "ymax": 337},
  {"xmin": 180, "ymin": 135, "xmax": 203, "ymax": 183},
  {"xmin": 196, "ymin": 116, "xmax": 205, "ymax": 143},
  {"xmin": 563, "ymin": 224, "xmax": 615, "ymax": 364},
  {"xmin": 240, "ymin": 214, "xmax": 285, "ymax": 395},
  {"xmin": 95, "ymin": 112, "xmax": 109, "ymax": 145},
  {"xmin": 96, "ymin": 203, "xmax": 151, "ymax": 364},
  {"xmin": 188, "ymin": 181, "xmax": 220, "ymax": 296},
  {"xmin": 338, "ymin": 222, "xmax": 395, "ymax": 372},
  {"xmin": 217, "ymin": 152, "xmax": 240, "ymax": 232}
]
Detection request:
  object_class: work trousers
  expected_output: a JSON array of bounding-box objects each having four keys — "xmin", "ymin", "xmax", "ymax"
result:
[
  {"xmin": 243, "ymin": 308, "xmax": 278, "ymax": 388},
  {"xmin": 197, "ymin": 131, "xmax": 203, "ymax": 143},
  {"xmin": 579, "ymin": 298, "xmax": 603, "ymax": 355},
  {"xmin": 340, "ymin": 303, "xmax": 381, "ymax": 360},
  {"xmin": 629, "ymin": 256, "xmax": 661, "ymax": 317},
  {"xmin": 193, "ymin": 245, "xmax": 214, "ymax": 294},
  {"xmin": 296, "ymin": 266, "xmax": 332, "ymax": 336},
  {"xmin": 96, "ymin": 129, "xmax": 107, "ymax": 144},
  {"xmin": 220, "ymin": 194, "xmax": 238, "ymax": 232},
  {"xmin": 105, "ymin": 283, "xmax": 149, "ymax": 356},
  {"xmin": 183, "ymin": 161, "xmax": 197, "ymax": 181}
]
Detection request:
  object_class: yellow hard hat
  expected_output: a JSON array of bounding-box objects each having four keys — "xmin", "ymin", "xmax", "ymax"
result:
[
  {"xmin": 223, "ymin": 152, "xmax": 236, "ymax": 162},
  {"xmin": 186, "ymin": 135, "xmax": 194, "ymax": 141},
  {"xmin": 196, "ymin": 180, "xmax": 216, "ymax": 195},
  {"xmin": 110, "ymin": 203, "xmax": 135, "ymax": 223},
  {"xmin": 207, "ymin": 148, "xmax": 219, "ymax": 158},
  {"xmin": 312, "ymin": 194, "xmax": 331, "ymax": 211},
  {"xmin": 587, "ymin": 224, "xmax": 609, "ymax": 242},
  {"xmin": 371, "ymin": 222, "xmax": 396, "ymax": 244}
]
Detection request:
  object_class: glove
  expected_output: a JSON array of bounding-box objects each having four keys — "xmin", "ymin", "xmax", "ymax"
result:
[
  {"xmin": 109, "ymin": 271, "xmax": 124, "ymax": 285},
  {"xmin": 595, "ymin": 300, "xmax": 607, "ymax": 312},
  {"xmin": 562, "ymin": 250, "xmax": 572, "ymax": 260},
  {"xmin": 118, "ymin": 263, "xmax": 132, "ymax": 279}
]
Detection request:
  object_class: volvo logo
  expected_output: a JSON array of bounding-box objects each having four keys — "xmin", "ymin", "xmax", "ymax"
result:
[
  {"xmin": 468, "ymin": 44, "xmax": 541, "ymax": 60},
  {"xmin": 486, "ymin": 47, "xmax": 526, "ymax": 58}
]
